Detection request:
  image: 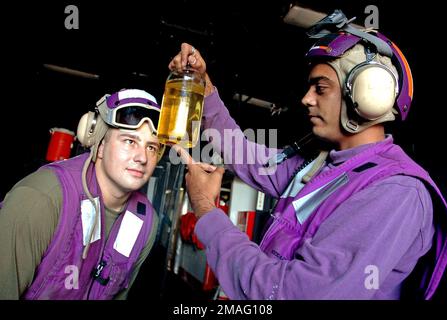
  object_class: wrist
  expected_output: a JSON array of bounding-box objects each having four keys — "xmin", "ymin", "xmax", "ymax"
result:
[
  {"xmin": 193, "ymin": 202, "xmax": 216, "ymax": 219},
  {"xmin": 204, "ymin": 73, "xmax": 215, "ymax": 97}
]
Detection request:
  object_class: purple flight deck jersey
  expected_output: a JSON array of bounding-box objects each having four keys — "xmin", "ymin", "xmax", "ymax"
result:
[
  {"xmin": 21, "ymin": 153, "xmax": 157, "ymax": 299},
  {"xmin": 194, "ymin": 90, "xmax": 447, "ymax": 300}
]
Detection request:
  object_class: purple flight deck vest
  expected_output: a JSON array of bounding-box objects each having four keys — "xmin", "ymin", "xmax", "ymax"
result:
[
  {"xmin": 259, "ymin": 140, "xmax": 447, "ymax": 300},
  {"xmin": 21, "ymin": 153, "xmax": 157, "ymax": 299}
]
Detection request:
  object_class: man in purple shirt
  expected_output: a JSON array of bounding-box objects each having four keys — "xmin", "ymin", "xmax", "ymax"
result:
[{"xmin": 169, "ymin": 12, "xmax": 447, "ymax": 300}]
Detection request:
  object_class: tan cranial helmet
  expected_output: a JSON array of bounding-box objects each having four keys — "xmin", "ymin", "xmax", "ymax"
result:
[{"xmin": 305, "ymin": 11, "xmax": 414, "ymax": 134}]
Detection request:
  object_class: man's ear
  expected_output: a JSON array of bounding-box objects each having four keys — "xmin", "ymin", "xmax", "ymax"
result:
[{"xmin": 97, "ymin": 140, "xmax": 106, "ymax": 160}]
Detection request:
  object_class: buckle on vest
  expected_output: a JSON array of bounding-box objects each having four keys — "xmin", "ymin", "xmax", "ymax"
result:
[{"xmin": 91, "ymin": 260, "xmax": 110, "ymax": 286}]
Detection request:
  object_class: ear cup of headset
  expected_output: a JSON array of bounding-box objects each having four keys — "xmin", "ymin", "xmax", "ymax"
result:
[
  {"xmin": 347, "ymin": 64, "xmax": 398, "ymax": 120},
  {"xmin": 77, "ymin": 112, "xmax": 96, "ymax": 147},
  {"xmin": 76, "ymin": 111, "xmax": 109, "ymax": 147}
]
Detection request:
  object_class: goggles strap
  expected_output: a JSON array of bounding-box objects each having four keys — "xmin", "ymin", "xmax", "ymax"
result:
[{"xmin": 342, "ymin": 24, "xmax": 393, "ymax": 58}]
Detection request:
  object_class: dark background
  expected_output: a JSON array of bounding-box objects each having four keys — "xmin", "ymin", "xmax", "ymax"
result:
[{"xmin": 1, "ymin": 0, "xmax": 445, "ymax": 197}]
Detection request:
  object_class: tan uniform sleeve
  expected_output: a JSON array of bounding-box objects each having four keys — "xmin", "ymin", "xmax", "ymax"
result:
[{"xmin": 0, "ymin": 169, "xmax": 61, "ymax": 299}]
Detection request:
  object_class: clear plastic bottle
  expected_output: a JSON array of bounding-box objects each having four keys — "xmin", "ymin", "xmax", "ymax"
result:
[{"xmin": 157, "ymin": 68, "xmax": 205, "ymax": 148}]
